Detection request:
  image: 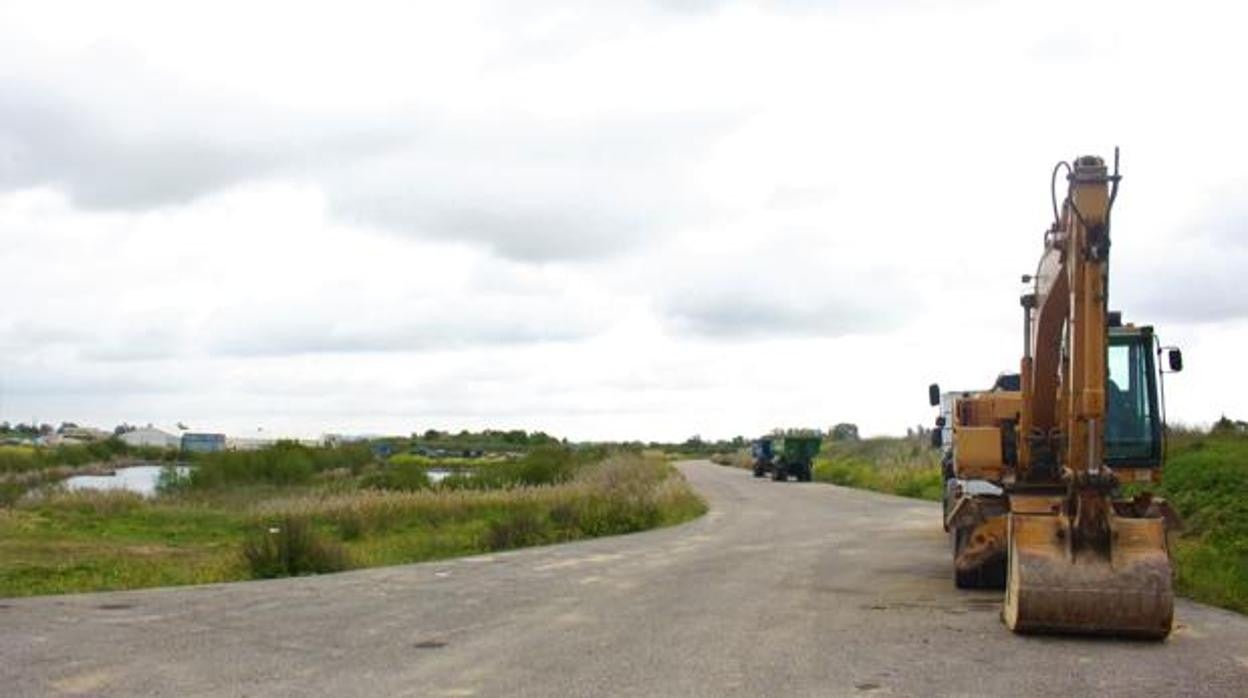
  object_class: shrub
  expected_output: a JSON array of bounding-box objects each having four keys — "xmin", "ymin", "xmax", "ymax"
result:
[
  {"xmin": 0, "ymin": 481, "xmax": 25, "ymax": 507},
  {"xmin": 156, "ymin": 464, "xmax": 190, "ymax": 495},
  {"xmin": 242, "ymin": 516, "xmax": 351, "ymax": 578},
  {"xmin": 188, "ymin": 442, "xmax": 316, "ymax": 489},
  {"xmin": 487, "ymin": 445, "xmax": 607, "ymax": 487},
  {"xmin": 0, "ymin": 446, "xmax": 38, "ymax": 474},
  {"xmin": 484, "ymin": 508, "xmax": 546, "ymax": 550},
  {"xmin": 254, "ymin": 453, "xmax": 704, "ymax": 545},
  {"xmin": 360, "ymin": 462, "xmax": 432, "ymax": 492}
]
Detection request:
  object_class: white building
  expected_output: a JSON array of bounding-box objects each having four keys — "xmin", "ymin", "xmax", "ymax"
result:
[
  {"xmin": 120, "ymin": 427, "xmax": 180, "ymax": 449},
  {"xmin": 226, "ymin": 436, "xmax": 276, "ymax": 451}
]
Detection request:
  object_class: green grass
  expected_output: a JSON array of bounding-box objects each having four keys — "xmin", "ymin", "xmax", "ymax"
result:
[
  {"xmin": 0, "ymin": 440, "xmax": 174, "ymax": 475},
  {"xmin": 0, "ymin": 452, "xmax": 705, "ymax": 597},
  {"xmin": 1154, "ymin": 432, "xmax": 1248, "ymax": 613},
  {"xmin": 386, "ymin": 453, "xmax": 496, "ymax": 469},
  {"xmin": 812, "ymin": 437, "xmax": 944, "ymax": 502},
  {"xmin": 0, "ymin": 492, "xmax": 247, "ymax": 595}
]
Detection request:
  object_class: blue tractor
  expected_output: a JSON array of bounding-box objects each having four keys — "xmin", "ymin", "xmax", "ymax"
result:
[{"xmin": 751, "ymin": 437, "xmax": 775, "ymax": 478}]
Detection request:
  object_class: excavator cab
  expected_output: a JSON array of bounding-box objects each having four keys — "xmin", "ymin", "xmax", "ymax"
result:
[{"xmin": 1106, "ymin": 326, "xmax": 1163, "ymax": 467}]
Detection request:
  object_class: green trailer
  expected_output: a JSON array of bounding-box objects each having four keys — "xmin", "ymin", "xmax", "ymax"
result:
[{"xmin": 762, "ymin": 431, "xmax": 823, "ymax": 482}]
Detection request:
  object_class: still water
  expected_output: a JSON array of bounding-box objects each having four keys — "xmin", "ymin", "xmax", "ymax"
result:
[
  {"xmin": 66, "ymin": 465, "xmax": 463, "ymax": 494},
  {"xmin": 65, "ymin": 465, "xmax": 189, "ymax": 496}
]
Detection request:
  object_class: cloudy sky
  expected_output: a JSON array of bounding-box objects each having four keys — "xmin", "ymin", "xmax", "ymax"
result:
[{"xmin": 2, "ymin": 1, "xmax": 1246, "ymax": 441}]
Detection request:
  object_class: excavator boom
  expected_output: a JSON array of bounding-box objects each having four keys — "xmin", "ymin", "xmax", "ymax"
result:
[
  {"xmin": 931, "ymin": 151, "xmax": 1181, "ymax": 639},
  {"xmin": 1006, "ymin": 152, "xmax": 1175, "ymax": 638}
]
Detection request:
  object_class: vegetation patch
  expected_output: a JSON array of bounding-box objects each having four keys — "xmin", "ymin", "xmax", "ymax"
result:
[
  {"xmin": 242, "ymin": 516, "xmax": 351, "ymax": 578},
  {"xmin": 1153, "ymin": 428, "xmax": 1248, "ymax": 613},
  {"xmin": 0, "ymin": 449, "xmax": 704, "ymax": 597},
  {"xmin": 809, "ymin": 437, "xmax": 943, "ymax": 502}
]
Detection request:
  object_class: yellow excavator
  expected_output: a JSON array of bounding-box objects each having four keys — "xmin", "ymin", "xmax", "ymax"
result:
[{"xmin": 928, "ymin": 150, "xmax": 1184, "ymax": 638}]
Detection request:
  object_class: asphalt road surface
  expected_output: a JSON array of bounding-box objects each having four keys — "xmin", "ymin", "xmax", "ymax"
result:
[{"xmin": 3, "ymin": 461, "xmax": 1247, "ymax": 697}]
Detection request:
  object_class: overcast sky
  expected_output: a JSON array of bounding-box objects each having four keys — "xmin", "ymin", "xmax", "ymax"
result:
[{"xmin": 2, "ymin": 1, "xmax": 1246, "ymax": 441}]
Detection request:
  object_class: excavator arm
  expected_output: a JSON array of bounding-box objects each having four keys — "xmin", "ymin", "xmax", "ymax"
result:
[{"xmin": 1003, "ymin": 152, "xmax": 1176, "ymax": 639}]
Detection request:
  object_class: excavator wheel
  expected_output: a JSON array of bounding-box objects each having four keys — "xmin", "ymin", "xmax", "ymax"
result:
[
  {"xmin": 952, "ymin": 528, "xmax": 1006, "ymax": 590},
  {"xmin": 1002, "ymin": 512, "xmax": 1173, "ymax": 639}
]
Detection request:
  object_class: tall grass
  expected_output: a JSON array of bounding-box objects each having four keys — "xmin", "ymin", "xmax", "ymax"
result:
[
  {"xmin": 359, "ymin": 461, "xmax": 432, "ymax": 492},
  {"xmin": 0, "ymin": 451, "xmax": 706, "ymax": 594},
  {"xmin": 813, "ymin": 438, "xmax": 943, "ymax": 501},
  {"xmin": 386, "ymin": 453, "xmax": 494, "ymax": 469},
  {"xmin": 241, "ymin": 516, "xmax": 350, "ymax": 578},
  {"xmin": 0, "ymin": 440, "xmax": 172, "ymax": 474},
  {"xmin": 362, "ymin": 444, "xmax": 606, "ymax": 493},
  {"xmin": 253, "ymin": 454, "xmax": 703, "ymax": 549},
  {"xmin": 178, "ymin": 441, "xmax": 374, "ymax": 490},
  {"xmin": 1156, "ymin": 431, "xmax": 1248, "ymax": 613}
]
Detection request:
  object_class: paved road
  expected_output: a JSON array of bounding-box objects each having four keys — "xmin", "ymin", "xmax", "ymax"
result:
[{"xmin": 3, "ymin": 461, "xmax": 1247, "ymax": 697}]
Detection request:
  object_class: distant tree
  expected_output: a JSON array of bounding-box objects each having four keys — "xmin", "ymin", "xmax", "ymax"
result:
[
  {"xmin": 422, "ymin": 429, "xmax": 443, "ymax": 440},
  {"xmin": 114, "ymin": 423, "xmax": 137, "ymax": 435},
  {"xmin": 830, "ymin": 423, "xmax": 860, "ymax": 441},
  {"xmin": 0, "ymin": 421, "xmax": 9, "ymax": 434},
  {"xmin": 1212, "ymin": 415, "xmax": 1246, "ymax": 434},
  {"xmin": 39, "ymin": 423, "xmax": 54, "ymax": 436}
]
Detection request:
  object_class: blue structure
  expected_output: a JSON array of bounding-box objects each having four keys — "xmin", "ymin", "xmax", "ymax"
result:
[
  {"xmin": 181, "ymin": 432, "xmax": 225, "ymax": 454},
  {"xmin": 751, "ymin": 438, "xmax": 774, "ymax": 461},
  {"xmin": 751, "ymin": 437, "xmax": 775, "ymax": 478}
]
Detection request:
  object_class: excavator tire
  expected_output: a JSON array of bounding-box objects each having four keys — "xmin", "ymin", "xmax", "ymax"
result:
[
  {"xmin": 1002, "ymin": 512, "xmax": 1173, "ymax": 639},
  {"xmin": 953, "ymin": 528, "xmax": 1006, "ymax": 590}
]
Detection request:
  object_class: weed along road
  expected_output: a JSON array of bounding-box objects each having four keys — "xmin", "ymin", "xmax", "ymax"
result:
[{"xmin": 3, "ymin": 462, "xmax": 1247, "ymax": 697}]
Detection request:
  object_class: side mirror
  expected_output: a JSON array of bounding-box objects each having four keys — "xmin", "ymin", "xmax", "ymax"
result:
[
  {"xmin": 1168, "ymin": 348, "xmax": 1183, "ymax": 372},
  {"xmin": 928, "ymin": 383, "xmax": 941, "ymax": 407},
  {"xmin": 930, "ymin": 429, "xmax": 942, "ymax": 449}
]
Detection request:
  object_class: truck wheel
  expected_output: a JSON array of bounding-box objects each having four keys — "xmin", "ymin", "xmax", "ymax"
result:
[
  {"xmin": 772, "ymin": 466, "xmax": 785, "ymax": 482},
  {"xmin": 753, "ymin": 465, "xmax": 765, "ymax": 478}
]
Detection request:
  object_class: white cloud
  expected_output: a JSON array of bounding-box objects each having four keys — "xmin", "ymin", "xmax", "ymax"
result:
[{"xmin": 2, "ymin": 0, "xmax": 1247, "ymax": 439}]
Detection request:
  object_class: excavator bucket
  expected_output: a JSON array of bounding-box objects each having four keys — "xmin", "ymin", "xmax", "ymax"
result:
[{"xmin": 1002, "ymin": 512, "xmax": 1173, "ymax": 639}]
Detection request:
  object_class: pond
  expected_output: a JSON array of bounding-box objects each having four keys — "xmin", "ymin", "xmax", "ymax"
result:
[
  {"xmin": 65, "ymin": 464, "xmax": 189, "ymax": 497},
  {"xmin": 426, "ymin": 469, "xmax": 466, "ymax": 483},
  {"xmin": 65, "ymin": 465, "xmax": 466, "ymax": 494}
]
